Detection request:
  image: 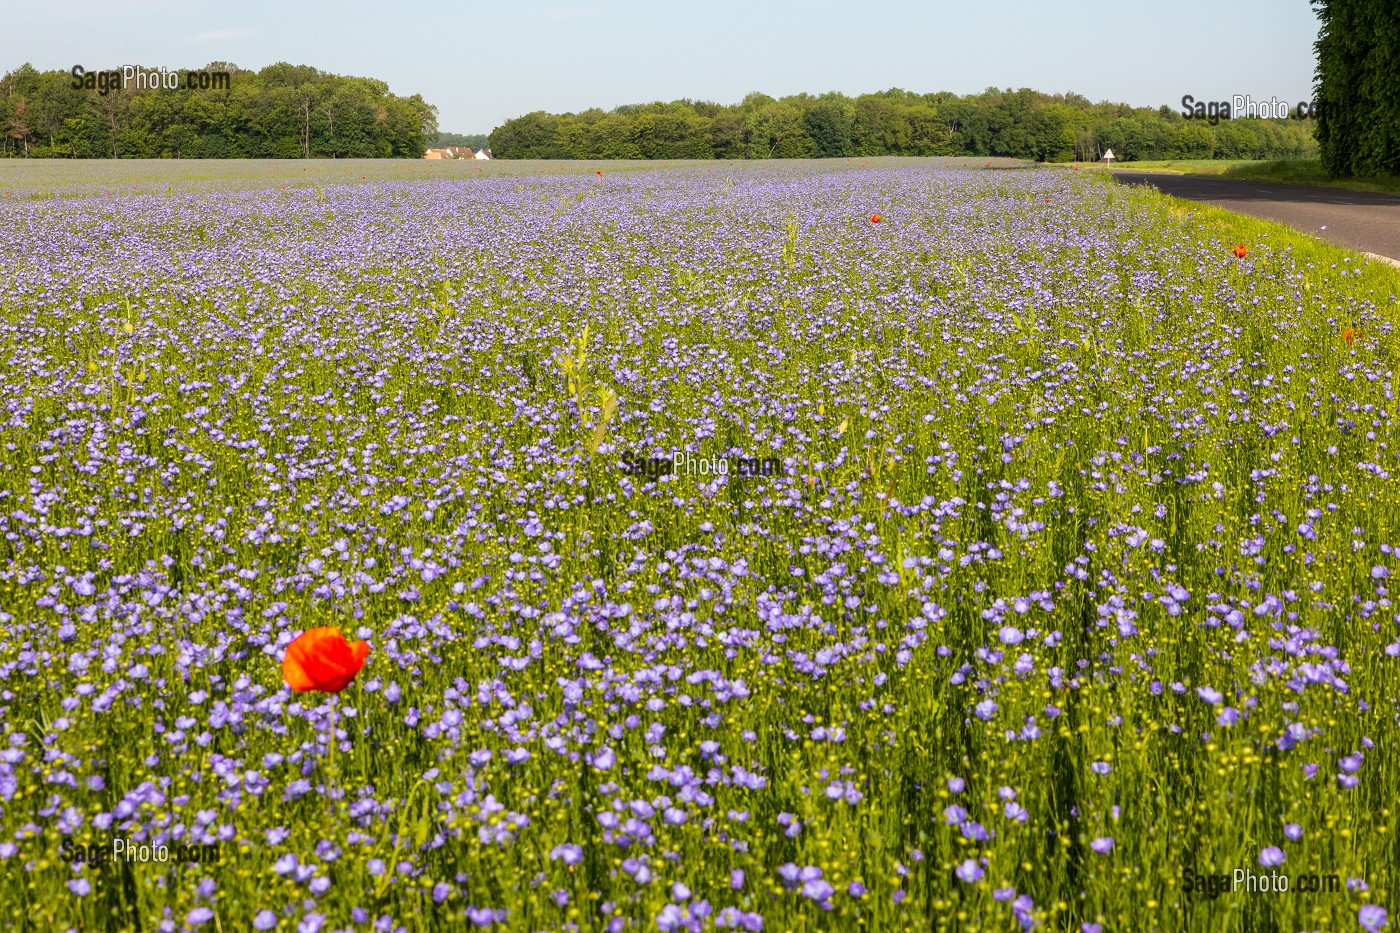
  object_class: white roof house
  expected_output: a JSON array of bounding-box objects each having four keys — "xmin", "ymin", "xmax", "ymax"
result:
[{"xmin": 424, "ymin": 147, "xmax": 480, "ymax": 160}]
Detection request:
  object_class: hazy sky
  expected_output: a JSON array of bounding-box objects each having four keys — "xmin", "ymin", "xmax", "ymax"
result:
[{"xmin": 5, "ymin": 0, "xmax": 1323, "ymax": 135}]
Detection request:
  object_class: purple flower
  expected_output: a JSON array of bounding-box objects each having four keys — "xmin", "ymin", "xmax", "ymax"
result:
[
  {"xmin": 1359, "ymin": 905, "xmax": 1388, "ymax": 933},
  {"xmin": 1258, "ymin": 847, "xmax": 1285, "ymax": 867},
  {"xmin": 955, "ymin": 859, "xmax": 984, "ymax": 883},
  {"xmin": 550, "ymin": 843, "xmax": 583, "ymax": 866},
  {"xmin": 467, "ymin": 907, "xmax": 498, "ymax": 927},
  {"xmin": 1089, "ymin": 837, "xmax": 1114, "ymax": 854},
  {"xmin": 657, "ymin": 904, "xmax": 690, "ymax": 931}
]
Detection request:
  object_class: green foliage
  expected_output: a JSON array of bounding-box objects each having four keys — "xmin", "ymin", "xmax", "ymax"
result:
[
  {"xmin": 552, "ymin": 324, "xmax": 619, "ymax": 457},
  {"xmin": 432, "ymin": 131, "xmax": 489, "ymax": 150},
  {"xmin": 1314, "ymin": 1, "xmax": 1400, "ymax": 177},
  {"xmin": 488, "ymin": 87, "xmax": 1320, "ymax": 162},
  {"xmin": 0, "ymin": 62, "xmax": 437, "ymax": 159}
]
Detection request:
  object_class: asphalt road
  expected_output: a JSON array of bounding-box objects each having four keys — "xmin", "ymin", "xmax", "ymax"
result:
[{"xmin": 1111, "ymin": 171, "xmax": 1400, "ymax": 264}]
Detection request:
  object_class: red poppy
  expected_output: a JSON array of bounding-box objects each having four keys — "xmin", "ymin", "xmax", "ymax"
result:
[
  {"xmin": 1343, "ymin": 327, "xmax": 1358, "ymax": 345},
  {"xmin": 870, "ymin": 213, "xmax": 881, "ymax": 223},
  {"xmin": 1233, "ymin": 244, "xmax": 1248, "ymax": 259},
  {"xmin": 597, "ymin": 170, "xmax": 603, "ymax": 177},
  {"xmin": 282, "ymin": 627, "xmax": 370, "ymax": 693}
]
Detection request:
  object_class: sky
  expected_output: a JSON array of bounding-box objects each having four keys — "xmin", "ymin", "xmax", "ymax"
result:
[{"xmin": 4, "ymin": 0, "xmax": 1324, "ymax": 135}]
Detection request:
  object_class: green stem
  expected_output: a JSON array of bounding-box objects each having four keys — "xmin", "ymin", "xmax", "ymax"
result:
[{"xmin": 325, "ymin": 698, "xmax": 339, "ymax": 824}]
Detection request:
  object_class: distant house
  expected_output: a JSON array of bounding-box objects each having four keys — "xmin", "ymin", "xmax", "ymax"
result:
[
  {"xmin": 474, "ymin": 149, "xmax": 491, "ymax": 161},
  {"xmin": 423, "ymin": 146, "xmax": 479, "ymax": 160}
]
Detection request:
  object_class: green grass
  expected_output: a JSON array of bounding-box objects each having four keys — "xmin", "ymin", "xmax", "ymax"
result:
[
  {"xmin": 1214, "ymin": 160, "xmax": 1400, "ymax": 195},
  {"xmin": 1080, "ymin": 158, "xmax": 1400, "ymax": 197},
  {"xmin": 1105, "ymin": 159, "xmax": 1252, "ymax": 175}
]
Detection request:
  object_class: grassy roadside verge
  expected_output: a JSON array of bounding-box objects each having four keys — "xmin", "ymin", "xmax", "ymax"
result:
[
  {"xmin": 1059, "ymin": 158, "xmax": 1400, "ymax": 196},
  {"xmin": 1132, "ymin": 174, "xmax": 1400, "ymax": 284}
]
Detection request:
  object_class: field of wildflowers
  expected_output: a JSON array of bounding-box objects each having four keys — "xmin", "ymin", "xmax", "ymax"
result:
[{"xmin": 0, "ymin": 157, "xmax": 1397, "ymax": 932}]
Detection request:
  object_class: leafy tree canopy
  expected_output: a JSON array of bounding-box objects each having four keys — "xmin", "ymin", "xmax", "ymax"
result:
[
  {"xmin": 488, "ymin": 88, "xmax": 1319, "ymax": 162},
  {"xmin": 1, "ymin": 62, "xmax": 437, "ymax": 159}
]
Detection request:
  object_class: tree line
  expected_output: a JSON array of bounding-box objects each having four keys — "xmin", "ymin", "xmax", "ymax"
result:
[
  {"xmin": 1313, "ymin": 1, "xmax": 1400, "ymax": 177},
  {"xmin": 432, "ymin": 132, "xmax": 490, "ymax": 151},
  {"xmin": 1, "ymin": 62, "xmax": 438, "ymax": 159},
  {"xmin": 488, "ymin": 88, "xmax": 1320, "ymax": 162}
]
